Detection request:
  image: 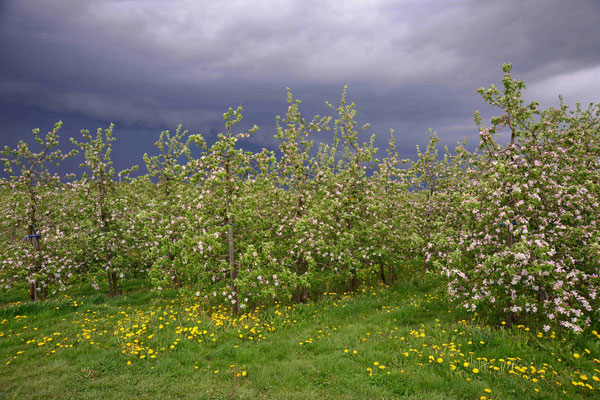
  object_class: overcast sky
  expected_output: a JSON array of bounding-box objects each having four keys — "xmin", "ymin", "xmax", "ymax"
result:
[{"xmin": 1, "ymin": 0, "xmax": 599, "ymax": 173}]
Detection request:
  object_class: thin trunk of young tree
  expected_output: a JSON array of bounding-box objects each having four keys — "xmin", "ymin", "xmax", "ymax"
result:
[
  {"xmin": 225, "ymin": 154, "xmax": 240, "ymax": 314},
  {"xmin": 349, "ymin": 269, "xmax": 358, "ymax": 292},
  {"xmin": 107, "ymin": 270, "xmax": 114, "ymax": 298},
  {"xmin": 167, "ymin": 251, "xmax": 182, "ymax": 288},
  {"xmin": 424, "ymin": 187, "xmax": 434, "ymax": 272},
  {"xmin": 384, "ymin": 185, "xmax": 396, "ymax": 282},
  {"xmin": 28, "ymin": 178, "xmax": 41, "ymax": 301},
  {"xmin": 346, "ymin": 217, "xmax": 358, "ymax": 292},
  {"xmin": 388, "ymin": 265, "xmax": 397, "ymax": 282},
  {"xmin": 111, "ymin": 272, "xmax": 119, "ymax": 295},
  {"xmin": 294, "ymin": 194, "xmax": 308, "ymax": 303},
  {"xmin": 295, "ymin": 259, "xmax": 308, "ymax": 303},
  {"xmin": 99, "ymin": 170, "xmax": 116, "ymax": 297},
  {"xmin": 28, "ymin": 226, "xmax": 39, "ymax": 301},
  {"xmin": 227, "ymin": 214, "xmax": 240, "ymax": 314},
  {"xmin": 29, "ymin": 281, "xmax": 37, "ymax": 301}
]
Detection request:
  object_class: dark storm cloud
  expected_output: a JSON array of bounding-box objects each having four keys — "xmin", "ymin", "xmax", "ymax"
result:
[{"xmin": 1, "ymin": 0, "xmax": 599, "ymax": 171}]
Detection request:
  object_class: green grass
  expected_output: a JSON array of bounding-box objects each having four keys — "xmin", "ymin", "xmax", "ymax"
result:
[{"xmin": 1, "ymin": 276, "xmax": 599, "ymax": 399}]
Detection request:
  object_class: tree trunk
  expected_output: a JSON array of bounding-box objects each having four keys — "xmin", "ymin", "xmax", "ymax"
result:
[
  {"xmin": 107, "ymin": 271, "xmax": 114, "ymax": 298},
  {"xmin": 423, "ymin": 187, "xmax": 434, "ymax": 272},
  {"xmin": 505, "ymin": 310, "xmax": 516, "ymax": 328},
  {"xmin": 538, "ymin": 287, "xmax": 548, "ymax": 303},
  {"xmin": 295, "ymin": 259, "xmax": 309, "ymax": 303},
  {"xmin": 105, "ymin": 237, "xmax": 114, "ymax": 297},
  {"xmin": 388, "ymin": 265, "xmax": 397, "ymax": 282},
  {"xmin": 295, "ymin": 262, "xmax": 302, "ymax": 303},
  {"xmin": 228, "ymin": 217, "xmax": 240, "ymax": 314},
  {"xmin": 346, "ymin": 216, "xmax": 358, "ymax": 292},
  {"xmin": 379, "ymin": 263, "xmax": 387, "ymax": 284},
  {"xmin": 111, "ymin": 271, "xmax": 119, "ymax": 296},
  {"xmin": 224, "ymin": 151, "xmax": 240, "ymax": 314},
  {"xmin": 293, "ymin": 191, "xmax": 309, "ymax": 304},
  {"xmin": 27, "ymin": 225, "xmax": 41, "ymax": 301},
  {"xmin": 98, "ymin": 175, "xmax": 118, "ymax": 298},
  {"xmin": 349, "ymin": 269, "xmax": 358, "ymax": 292},
  {"xmin": 29, "ymin": 281, "xmax": 37, "ymax": 302}
]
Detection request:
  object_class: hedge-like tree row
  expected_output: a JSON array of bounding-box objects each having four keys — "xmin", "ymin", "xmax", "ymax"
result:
[{"xmin": 1, "ymin": 64, "xmax": 598, "ymax": 332}]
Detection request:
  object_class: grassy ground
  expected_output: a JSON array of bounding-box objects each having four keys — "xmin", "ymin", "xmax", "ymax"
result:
[{"xmin": 1, "ymin": 276, "xmax": 599, "ymax": 399}]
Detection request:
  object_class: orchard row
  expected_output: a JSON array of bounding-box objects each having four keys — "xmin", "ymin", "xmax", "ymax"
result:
[{"xmin": 1, "ymin": 64, "xmax": 599, "ymax": 332}]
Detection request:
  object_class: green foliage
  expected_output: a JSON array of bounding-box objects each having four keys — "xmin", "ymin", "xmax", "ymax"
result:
[
  {"xmin": 1, "ymin": 63, "xmax": 599, "ymax": 335},
  {"xmin": 0, "ymin": 122, "xmax": 77, "ymax": 297},
  {"xmin": 70, "ymin": 124, "xmax": 139, "ymax": 296},
  {"xmin": 434, "ymin": 64, "xmax": 600, "ymax": 332}
]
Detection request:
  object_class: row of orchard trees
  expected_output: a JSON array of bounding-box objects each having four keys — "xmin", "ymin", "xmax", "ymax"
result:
[{"xmin": 1, "ymin": 65, "xmax": 599, "ymax": 332}]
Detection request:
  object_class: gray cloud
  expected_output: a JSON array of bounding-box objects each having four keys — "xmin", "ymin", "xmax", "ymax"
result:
[{"xmin": 1, "ymin": 0, "xmax": 599, "ymax": 170}]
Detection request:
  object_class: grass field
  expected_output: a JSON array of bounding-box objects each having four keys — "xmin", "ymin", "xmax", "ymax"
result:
[{"xmin": 1, "ymin": 275, "xmax": 599, "ymax": 399}]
